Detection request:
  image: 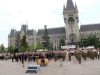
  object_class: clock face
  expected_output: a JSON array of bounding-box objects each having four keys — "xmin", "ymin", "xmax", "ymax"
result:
[{"xmin": 68, "ymin": 17, "xmax": 74, "ymax": 25}]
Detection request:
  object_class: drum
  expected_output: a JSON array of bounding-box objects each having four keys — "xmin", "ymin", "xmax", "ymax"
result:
[
  {"xmin": 37, "ymin": 59, "xmax": 41, "ymax": 65},
  {"xmin": 45, "ymin": 59, "xmax": 48, "ymax": 65}
]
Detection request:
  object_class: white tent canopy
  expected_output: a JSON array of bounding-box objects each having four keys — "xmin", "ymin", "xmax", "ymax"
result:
[
  {"xmin": 61, "ymin": 45, "xmax": 76, "ymax": 50},
  {"xmin": 37, "ymin": 49, "xmax": 47, "ymax": 52}
]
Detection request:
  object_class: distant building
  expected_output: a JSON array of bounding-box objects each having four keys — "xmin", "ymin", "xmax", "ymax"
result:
[
  {"xmin": 36, "ymin": 0, "xmax": 100, "ymax": 50},
  {"xmin": 37, "ymin": 27, "xmax": 66, "ymax": 50},
  {"xmin": 8, "ymin": 0, "xmax": 100, "ymax": 50},
  {"xmin": 80, "ymin": 23, "xmax": 100, "ymax": 39},
  {"xmin": 8, "ymin": 25, "xmax": 37, "ymax": 48}
]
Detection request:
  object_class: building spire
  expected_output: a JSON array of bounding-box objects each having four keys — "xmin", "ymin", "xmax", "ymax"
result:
[
  {"xmin": 66, "ymin": 0, "xmax": 75, "ymax": 11},
  {"xmin": 63, "ymin": 4, "xmax": 65, "ymax": 10},
  {"xmin": 75, "ymin": 2, "xmax": 78, "ymax": 12}
]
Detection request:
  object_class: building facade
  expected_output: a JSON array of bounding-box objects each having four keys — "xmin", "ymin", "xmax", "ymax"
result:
[
  {"xmin": 8, "ymin": 25, "xmax": 37, "ymax": 48},
  {"xmin": 80, "ymin": 24, "xmax": 100, "ymax": 39},
  {"xmin": 8, "ymin": 0, "xmax": 100, "ymax": 50},
  {"xmin": 37, "ymin": 27, "xmax": 66, "ymax": 50}
]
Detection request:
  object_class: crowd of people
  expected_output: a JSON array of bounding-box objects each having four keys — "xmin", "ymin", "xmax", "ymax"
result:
[
  {"xmin": 0, "ymin": 48, "xmax": 100, "ymax": 65},
  {"xmin": 68, "ymin": 48, "xmax": 100, "ymax": 64},
  {"xmin": 0, "ymin": 51, "xmax": 66, "ymax": 66},
  {"xmin": 0, "ymin": 52, "xmax": 10, "ymax": 60}
]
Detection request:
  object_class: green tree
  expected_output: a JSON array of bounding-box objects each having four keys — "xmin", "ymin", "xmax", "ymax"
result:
[
  {"xmin": 0, "ymin": 44, "xmax": 5, "ymax": 53},
  {"xmin": 78, "ymin": 38, "xmax": 88, "ymax": 47},
  {"xmin": 20, "ymin": 46, "xmax": 27, "ymax": 52},
  {"xmin": 35, "ymin": 44, "xmax": 45, "ymax": 51},
  {"xmin": 15, "ymin": 35, "xmax": 21, "ymax": 48},
  {"xmin": 79, "ymin": 35, "xmax": 100, "ymax": 48},
  {"xmin": 21, "ymin": 35, "xmax": 28, "ymax": 48},
  {"xmin": 42, "ymin": 25, "xmax": 50, "ymax": 49},
  {"xmin": 30, "ymin": 44, "xmax": 37, "ymax": 52},
  {"xmin": 20, "ymin": 35, "xmax": 29, "ymax": 52},
  {"xmin": 8, "ymin": 46, "xmax": 14, "ymax": 53}
]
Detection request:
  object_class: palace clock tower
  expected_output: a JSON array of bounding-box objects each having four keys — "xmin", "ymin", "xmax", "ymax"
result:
[{"xmin": 63, "ymin": 0, "xmax": 79, "ymax": 45}]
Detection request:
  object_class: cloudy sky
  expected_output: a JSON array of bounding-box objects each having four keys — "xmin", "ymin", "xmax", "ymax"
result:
[{"xmin": 0, "ymin": 0, "xmax": 100, "ymax": 47}]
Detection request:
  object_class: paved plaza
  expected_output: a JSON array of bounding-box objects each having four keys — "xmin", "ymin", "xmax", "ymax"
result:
[{"xmin": 0, "ymin": 57, "xmax": 100, "ymax": 75}]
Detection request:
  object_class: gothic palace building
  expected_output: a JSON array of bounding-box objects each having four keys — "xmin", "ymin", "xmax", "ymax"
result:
[{"xmin": 8, "ymin": 0, "xmax": 100, "ymax": 50}]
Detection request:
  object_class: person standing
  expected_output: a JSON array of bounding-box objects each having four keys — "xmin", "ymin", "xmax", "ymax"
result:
[
  {"xmin": 21, "ymin": 53, "xmax": 25, "ymax": 68},
  {"xmin": 11, "ymin": 53, "xmax": 14, "ymax": 62},
  {"xmin": 97, "ymin": 50, "xmax": 100, "ymax": 59},
  {"xmin": 75, "ymin": 50, "xmax": 82, "ymax": 64},
  {"xmin": 68, "ymin": 51, "xmax": 71, "ymax": 61},
  {"xmin": 78, "ymin": 52, "xmax": 81, "ymax": 64}
]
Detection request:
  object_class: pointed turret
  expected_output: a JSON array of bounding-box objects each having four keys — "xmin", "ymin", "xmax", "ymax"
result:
[
  {"xmin": 21, "ymin": 25, "xmax": 28, "ymax": 34},
  {"xmin": 63, "ymin": 4, "xmax": 65, "ymax": 10},
  {"xmin": 75, "ymin": 2, "xmax": 78, "ymax": 12},
  {"xmin": 65, "ymin": 0, "xmax": 75, "ymax": 11}
]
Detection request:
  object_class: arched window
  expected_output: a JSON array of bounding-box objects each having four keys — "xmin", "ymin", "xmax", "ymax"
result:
[
  {"xmin": 68, "ymin": 17, "xmax": 74, "ymax": 22},
  {"xmin": 68, "ymin": 17, "xmax": 74, "ymax": 26}
]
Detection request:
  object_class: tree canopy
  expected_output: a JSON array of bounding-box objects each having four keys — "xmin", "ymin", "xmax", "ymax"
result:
[
  {"xmin": 15, "ymin": 35, "xmax": 21, "ymax": 48},
  {"xmin": 42, "ymin": 25, "xmax": 50, "ymax": 49},
  {"xmin": 79, "ymin": 35, "xmax": 100, "ymax": 48},
  {"xmin": 7, "ymin": 46, "xmax": 14, "ymax": 53},
  {"xmin": 0, "ymin": 44, "xmax": 5, "ymax": 53},
  {"xmin": 20, "ymin": 35, "xmax": 29, "ymax": 52}
]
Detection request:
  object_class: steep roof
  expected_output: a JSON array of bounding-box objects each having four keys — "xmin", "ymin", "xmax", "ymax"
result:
[
  {"xmin": 15, "ymin": 31, "xmax": 20, "ymax": 36},
  {"xmin": 10, "ymin": 29, "xmax": 36, "ymax": 37},
  {"xmin": 10, "ymin": 29, "xmax": 16, "ymax": 37},
  {"xmin": 75, "ymin": 2, "xmax": 78, "ymax": 12},
  {"xmin": 27, "ymin": 30, "xmax": 36, "ymax": 35},
  {"xmin": 27, "ymin": 30, "xmax": 33, "ymax": 35},
  {"xmin": 65, "ymin": 0, "xmax": 75, "ymax": 11},
  {"xmin": 80, "ymin": 23, "xmax": 100, "ymax": 32},
  {"xmin": 21, "ymin": 25, "xmax": 28, "ymax": 34},
  {"xmin": 37, "ymin": 27, "xmax": 66, "ymax": 35}
]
